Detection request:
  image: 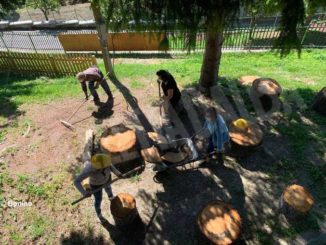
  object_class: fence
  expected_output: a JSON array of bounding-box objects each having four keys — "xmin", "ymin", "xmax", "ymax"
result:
[
  {"xmin": 167, "ymin": 21, "xmax": 326, "ymax": 51},
  {"xmin": 0, "ymin": 31, "xmax": 64, "ymax": 53},
  {"xmin": 0, "ymin": 19, "xmax": 325, "ymax": 53},
  {"xmin": 0, "ymin": 51, "xmax": 97, "ymax": 76},
  {"xmin": 58, "ymin": 32, "xmax": 168, "ymax": 51}
]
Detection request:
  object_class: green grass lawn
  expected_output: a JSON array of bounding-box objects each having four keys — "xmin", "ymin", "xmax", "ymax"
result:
[
  {"xmin": 1, "ymin": 49, "xmax": 325, "ymax": 135},
  {"xmin": 1, "ymin": 49, "xmax": 325, "ymax": 105}
]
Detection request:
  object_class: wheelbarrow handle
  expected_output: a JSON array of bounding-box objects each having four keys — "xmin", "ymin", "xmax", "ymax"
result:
[{"xmin": 71, "ymin": 165, "xmax": 143, "ymax": 205}]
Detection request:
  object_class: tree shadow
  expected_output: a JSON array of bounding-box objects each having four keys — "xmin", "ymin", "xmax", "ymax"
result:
[
  {"xmin": 97, "ymin": 215, "xmax": 147, "ymax": 245},
  {"xmin": 135, "ymin": 161, "xmax": 247, "ymax": 244},
  {"xmin": 60, "ymin": 228, "xmax": 107, "ymax": 245},
  {"xmin": 109, "ymin": 75, "xmax": 154, "ymax": 132},
  {"xmin": 176, "ymin": 80, "xmax": 325, "ymax": 242},
  {"xmin": 0, "ymin": 72, "xmax": 38, "ymax": 122}
]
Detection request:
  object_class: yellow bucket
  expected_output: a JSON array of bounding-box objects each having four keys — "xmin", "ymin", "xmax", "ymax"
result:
[{"xmin": 233, "ymin": 118, "xmax": 249, "ymax": 130}]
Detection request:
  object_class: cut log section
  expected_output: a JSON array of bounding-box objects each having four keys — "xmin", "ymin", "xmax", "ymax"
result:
[
  {"xmin": 238, "ymin": 75, "xmax": 260, "ymax": 86},
  {"xmin": 141, "ymin": 146, "xmax": 162, "ymax": 163},
  {"xmin": 83, "ymin": 129, "xmax": 94, "ymax": 162},
  {"xmin": 161, "ymin": 151, "xmax": 188, "ymax": 163},
  {"xmin": 110, "ymin": 193, "xmax": 139, "ymax": 226},
  {"xmin": 197, "ymin": 200, "xmax": 242, "ymax": 245},
  {"xmin": 229, "ymin": 118, "xmax": 263, "ymax": 156},
  {"xmin": 250, "ymin": 78, "xmax": 282, "ymax": 112},
  {"xmin": 280, "ymin": 184, "xmax": 314, "ymax": 220},
  {"xmin": 148, "ymin": 132, "xmax": 168, "ymax": 144},
  {"xmin": 100, "ymin": 124, "xmax": 143, "ymax": 176},
  {"xmin": 141, "ymin": 132, "xmax": 167, "ymax": 163},
  {"xmin": 101, "ymin": 130, "xmax": 136, "ymax": 153},
  {"xmin": 312, "ymin": 87, "xmax": 326, "ymax": 116}
]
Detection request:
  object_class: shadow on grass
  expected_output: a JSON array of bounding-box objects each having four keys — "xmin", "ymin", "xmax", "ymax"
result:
[
  {"xmin": 0, "ymin": 72, "xmax": 70, "ymax": 123},
  {"xmin": 60, "ymin": 228, "xmax": 107, "ymax": 245},
  {"xmin": 0, "ymin": 72, "xmax": 30, "ymax": 122},
  {"xmin": 109, "ymin": 74, "xmax": 154, "ymax": 132},
  {"xmin": 179, "ymin": 78, "xmax": 325, "ymax": 242},
  {"xmin": 135, "ymin": 162, "xmax": 247, "ymax": 244}
]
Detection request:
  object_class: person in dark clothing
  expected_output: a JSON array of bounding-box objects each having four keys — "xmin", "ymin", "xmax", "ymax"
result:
[
  {"xmin": 76, "ymin": 66, "xmax": 112, "ymax": 106},
  {"xmin": 156, "ymin": 70, "xmax": 183, "ymax": 116}
]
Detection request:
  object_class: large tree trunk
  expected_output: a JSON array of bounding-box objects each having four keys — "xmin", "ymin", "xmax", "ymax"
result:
[
  {"xmin": 91, "ymin": 1, "xmax": 115, "ymax": 76},
  {"xmin": 199, "ymin": 30, "xmax": 223, "ymax": 95}
]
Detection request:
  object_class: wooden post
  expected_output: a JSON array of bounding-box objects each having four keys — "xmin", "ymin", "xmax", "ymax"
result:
[
  {"xmin": 81, "ymin": 129, "xmax": 94, "ymax": 191},
  {"xmin": 91, "ymin": 55, "xmax": 97, "ymax": 66},
  {"xmin": 91, "ymin": 0, "xmax": 115, "ymax": 77},
  {"xmin": 83, "ymin": 129, "xmax": 94, "ymax": 162},
  {"xmin": 49, "ymin": 55, "xmax": 58, "ymax": 76}
]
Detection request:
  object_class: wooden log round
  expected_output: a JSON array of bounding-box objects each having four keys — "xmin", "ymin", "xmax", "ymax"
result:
[
  {"xmin": 100, "ymin": 124, "xmax": 143, "ymax": 175},
  {"xmin": 197, "ymin": 200, "xmax": 242, "ymax": 245},
  {"xmin": 238, "ymin": 75, "xmax": 260, "ymax": 86},
  {"xmin": 141, "ymin": 132, "xmax": 167, "ymax": 163},
  {"xmin": 250, "ymin": 78, "xmax": 282, "ymax": 112},
  {"xmin": 280, "ymin": 184, "xmax": 314, "ymax": 221},
  {"xmin": 110, "ymin": 193, "xmax": 139, "ymax": 226},
  {"xmin": 229, "ymin": 118, "xmax": 263, "ymax": 157},
  {"xmin": 311, "ymin": 87, "xmax": 326, "ymax": 116},
  {"xmin": 147, "ymin": 132, "xmax": 168, "ymax": 144},
  {"xmin": 100, "ymin": 130, "xmax": 136, "ymax": 153},
  {"xmin": 141, "ymin": 146, "xmax": 162, "ymax": 163}
]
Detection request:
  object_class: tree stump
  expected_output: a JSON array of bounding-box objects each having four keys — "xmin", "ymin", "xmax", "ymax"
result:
[
  {"xmin": 312, "ymin": 87, "xmax": 326, "ymax": 116},
  {"xmin": 250, "ymin": 78, "xmax": 282, "ymax": 112},
  {"xmin": 237, "ymin": 75, "xmax": 260, "ymax": 86},
  {"xmin": 100, "ymin": 124, "xmax": 142, "ymax": 175},
  {"xmin": 197, "ymin": 200, "xmax": 242, "ymax": 245},
  {"xmin": 110, "ymin": 193, "xmax": 139, "ymax": 226},
  {"xmin": 100, "ymin": 129, "xmax": 136, "ymax": 153},
  {"xmin": 280, "ymin": 184, "xmax": 314, "ymax": 221},
  {"xmin": 229, "ymin": 118, "xmax": 263, "ymax": 157}
]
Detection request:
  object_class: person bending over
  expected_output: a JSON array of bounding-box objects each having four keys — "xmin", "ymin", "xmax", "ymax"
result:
[{"xmin": 76, "ymin": 66, "xmax": 112, "ymax": 106}]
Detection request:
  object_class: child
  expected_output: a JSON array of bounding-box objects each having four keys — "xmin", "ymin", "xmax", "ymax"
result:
[
  {"xmin": 203, "ymin": 108, "xmax": 229, "ymax": 164},
  {"xmin": 74, "ymin": 153, "xmax": 114, "ymax": 222}
]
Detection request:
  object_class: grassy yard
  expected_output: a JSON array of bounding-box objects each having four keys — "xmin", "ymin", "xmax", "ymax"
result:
[
  {"xmin": 0, "ymin": 49, "xmax": 325, "ymax": 244},
  {"xmin": 1, "ymin": 49, "xmax": 324, "ymax": 109}
]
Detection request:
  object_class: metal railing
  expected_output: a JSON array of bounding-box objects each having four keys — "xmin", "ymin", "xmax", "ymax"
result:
[{"xmin": 0, "ymin": 18, "xmax": 325, "ymax": 53}]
